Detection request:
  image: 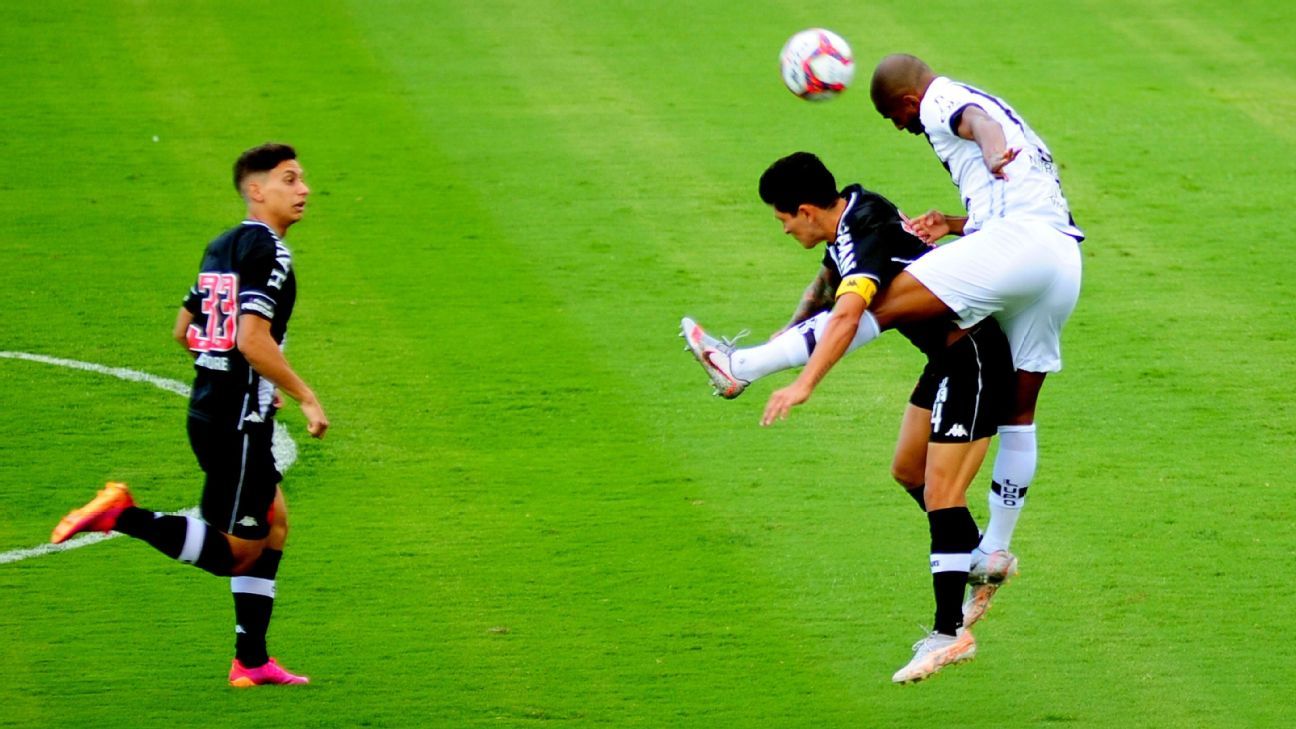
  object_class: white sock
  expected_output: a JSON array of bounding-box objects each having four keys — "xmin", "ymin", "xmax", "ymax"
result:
[
  {"xmin": 730, "ymin": 310, "xmax": 880, "ymax": 382},
  {"xmin": 979, "ymin": 423, "xmax": 1037, "ymax": 553}
]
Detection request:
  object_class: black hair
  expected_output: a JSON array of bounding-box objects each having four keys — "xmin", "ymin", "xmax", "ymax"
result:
[
  {"xmin": 758, "ymin": 152, "xmax": 839, "ymax": 214},
  {"xmin": 233, "ymin": 143, "xmax": 297, "ymax": 192}
]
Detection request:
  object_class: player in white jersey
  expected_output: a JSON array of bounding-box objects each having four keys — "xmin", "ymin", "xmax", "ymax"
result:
[
  {"xmin": 872, "ymin": 53, "xmax": 1083, "ymax": 599},
  {"xmin": 760, "ymin": 55, "xmax": 1082, "ymax": 615}
]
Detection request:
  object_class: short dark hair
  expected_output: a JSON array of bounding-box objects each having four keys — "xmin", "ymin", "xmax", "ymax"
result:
[
  {"xmin": 233, "ymin": 143, "xmax": 297, "ymax": 192},
  {"xmin": 758, "ymin": 152, "xmax": 839, "ymax": 214}
]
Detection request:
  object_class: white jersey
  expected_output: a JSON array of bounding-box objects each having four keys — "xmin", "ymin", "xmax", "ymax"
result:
[{"xmin": 920, "ymin": 76, "xmax": 1083, "ymax": 241}]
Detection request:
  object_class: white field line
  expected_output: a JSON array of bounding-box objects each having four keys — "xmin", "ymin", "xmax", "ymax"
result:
[{"xmin": 0, "ymin": 351, "xmax": 297, "ymax": 565}]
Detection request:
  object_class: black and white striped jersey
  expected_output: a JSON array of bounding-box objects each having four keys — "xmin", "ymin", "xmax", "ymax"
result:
[{"xmin": 181, "ymin": 220, "xmax": 296, "ymax": 428}]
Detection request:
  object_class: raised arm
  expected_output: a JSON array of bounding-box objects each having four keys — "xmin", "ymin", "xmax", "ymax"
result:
[{"xmin": 956, "ymin": 105, "xmax": 1018, "ymax": 179}]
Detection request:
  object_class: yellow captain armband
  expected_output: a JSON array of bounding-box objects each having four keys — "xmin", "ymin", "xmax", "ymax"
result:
[{"xmin": 835, "ymin": 275, "xmax": 878, "ymax": 307}]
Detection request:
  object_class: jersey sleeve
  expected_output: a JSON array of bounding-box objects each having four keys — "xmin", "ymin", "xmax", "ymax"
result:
[
  {"xmin": 830, "ymin": 198, "xmax": 898, "ymax": 306},
  {"xmin": 236, "ymin": 229, "xmax": 291, "ymax": 321},
  {"xmin": 921, "ymin": 78, "xmax": 981, "ymax": 140},
  {"xmin": 182, "ymin": 284, "xmax": 202, "ymax": 314},
  {"xmin": 821, "ymin": 248, "xmax": 839, "ymax": 277}
]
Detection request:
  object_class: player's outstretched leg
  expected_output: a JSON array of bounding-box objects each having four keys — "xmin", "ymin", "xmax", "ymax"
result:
[
  {"xmin": 229, "ymin": 657, "xmax": 309, "ymax": 687},
  {"xmin": 680, "ymin": 317, "xmax": 750, "ymax": 399},
  {"xmin": 892, "ymin": 628, "xmax": 977, "ymax": 684},
  {"xmin": 53, "ymin": 482, "xmax": 237, "ymax": 575},
  {"xmin": 50, "ymin": 482, "xmax": 134, "ymax": 544},
  {"xmin": 680, "ymin": 312, "xmax": 881, "ymax": 399}
]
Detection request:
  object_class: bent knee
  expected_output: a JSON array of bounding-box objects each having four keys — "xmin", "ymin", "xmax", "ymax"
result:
[
  {"xmin": 229, "ymin": 548, "xmax": 262, "ymax": 576},
  {"xmin": 891, "ymin": 466, "xmax": 924, "ymax": 491}
]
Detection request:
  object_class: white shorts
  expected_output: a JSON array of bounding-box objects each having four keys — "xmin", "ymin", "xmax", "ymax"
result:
[{"xmin": 905, "ymin": 218, "xmax": 1083, "ymax": 373}]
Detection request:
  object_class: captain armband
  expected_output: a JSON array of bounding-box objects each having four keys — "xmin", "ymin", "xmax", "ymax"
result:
[{"xmin": 835, "ymin": 275, "xmax": 878, "ymax": 308}]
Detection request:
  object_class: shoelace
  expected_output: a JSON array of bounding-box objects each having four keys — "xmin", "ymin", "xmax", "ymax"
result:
[
  {"xmin": 719, "ymin": 329, "xmax": 750, "ymax": 351},
  {"xmin": 911, "ymin": 625, "xmax": 936, "ymax": 652}
]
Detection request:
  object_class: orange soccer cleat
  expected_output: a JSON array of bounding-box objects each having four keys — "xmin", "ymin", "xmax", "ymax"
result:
[{"xmin": 50, "ymin": 482, "xmax": 134, "ymax": 544}]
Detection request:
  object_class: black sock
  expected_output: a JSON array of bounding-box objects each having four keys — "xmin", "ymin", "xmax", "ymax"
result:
[
  {"xmin": 233, "ymin": 548, "xmax": 283, "ymax": 668},
  {"xmin": 113, "ymin": 507, "xmax": 233, "ymax": 576},
  {"xmin": 927, "ymin": 507, "xmax": 981, "ymax": 635},
  {"xmin": 905, "ymin": 485, "xmax": 927, "ymax": 511}
]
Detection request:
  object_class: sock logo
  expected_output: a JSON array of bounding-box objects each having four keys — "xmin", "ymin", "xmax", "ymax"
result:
[{"xmin": 992, "ymin": 479, "xmax": 1029, "ymax": 508}]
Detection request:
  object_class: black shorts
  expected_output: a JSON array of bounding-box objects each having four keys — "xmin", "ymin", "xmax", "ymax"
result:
[
  {"xmin": 187, "ymin": 415, "xmax": 281, "ymax": 539},
  {"xmin": 908, "ymin": 323, "xmax": 1014, "ymax": 443}
]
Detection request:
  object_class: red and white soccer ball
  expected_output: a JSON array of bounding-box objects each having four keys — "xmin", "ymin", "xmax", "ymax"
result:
[{"xmin": 779, "ymin": 28, "xmax": 855, "ymax": 101}]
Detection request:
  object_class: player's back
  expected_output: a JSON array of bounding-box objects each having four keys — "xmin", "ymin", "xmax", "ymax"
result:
[{"xmin": 182, "ymin": 221, "xmax": 296, "ymax": 428}]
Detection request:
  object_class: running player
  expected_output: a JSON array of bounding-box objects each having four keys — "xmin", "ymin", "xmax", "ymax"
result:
[
  {"xmin": 51, "ymin": 142, "xmax": 328, "ymax": 687},
  {"xmin": 683, "ymin": 152, "xmax": 1015, "ymax": 682}
]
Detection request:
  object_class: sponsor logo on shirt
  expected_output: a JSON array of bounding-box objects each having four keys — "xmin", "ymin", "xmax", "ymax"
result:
[{"xmin": 195, "ymin": 353, "xmax": 230, "ymax": 371}]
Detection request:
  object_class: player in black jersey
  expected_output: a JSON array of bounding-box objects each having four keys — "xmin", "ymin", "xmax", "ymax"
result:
[
  {"xmin": 51, "ymin": 143, "xmax": 328, "ymax": 687},
  {"xmin": 681, "ymin": 152, "xmax": 1012, "ymax": 683}
]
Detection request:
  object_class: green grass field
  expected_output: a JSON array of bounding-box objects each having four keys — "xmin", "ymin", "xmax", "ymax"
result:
[{"xmin": 3, "ymin": 1, "xmax": 1294, "ymax": 726}]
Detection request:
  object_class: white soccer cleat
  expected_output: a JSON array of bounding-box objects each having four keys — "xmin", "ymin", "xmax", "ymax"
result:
[
  {"xmin": 892, "ymin": 628, "xmax": 977, "ymax": 684},
  {"xmin": 968, "ymin": 548, "xmax": 1019, "ymax": 585},
  {"xmin": 963, "ymin": 549, "xmax": 1020, "ymax": 627},
  {"xmin": 680, "ymin": 316, "xmax": 749, "ymax": 399}
]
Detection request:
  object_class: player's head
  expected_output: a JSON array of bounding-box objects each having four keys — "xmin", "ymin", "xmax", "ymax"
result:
[
  {"xmin": 234, "ymin": 143, "xmax": 309, "ymax": 233},
  {"xmin": 759, "ymin": 152, "xmax": 840, "ymax": 248},
  {"xmin": 870, "ymin": 54, "xmax": 933, "ymax": 136},
  {"xmin": 760, "ymin": 152, "xmax": 839, "ymax": 213}
]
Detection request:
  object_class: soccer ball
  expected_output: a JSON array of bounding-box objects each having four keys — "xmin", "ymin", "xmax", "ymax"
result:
[{"xmin": 779, "ymin": 28, "xmax": 855, "ymax": 101}]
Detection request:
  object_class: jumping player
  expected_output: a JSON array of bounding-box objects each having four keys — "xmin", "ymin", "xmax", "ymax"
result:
[
  {"xmin": 698, "ymin": 56, "xmax": 1083, "ymax": 621},
  {"xmin": 51, "ymin": 143, "xmax": 328, "ymax": 687},
  {"xmin": 683, "ymin": 152, "xmax": 1014, "ymax": 682}
]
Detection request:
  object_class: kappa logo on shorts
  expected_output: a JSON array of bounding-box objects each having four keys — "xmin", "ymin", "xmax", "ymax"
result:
[
  {"xmin": 237, "ymin": 516, "xmax": 260, "ymax": 528},
  {"xmin": 944, "ymin": 423, "xmax": 969, "ymax": 438}
]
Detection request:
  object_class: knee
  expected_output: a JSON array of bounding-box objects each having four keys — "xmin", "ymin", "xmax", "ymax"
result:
[
  {"xmin": 228, "ymin": 545, "xmax": 263, "ymax": 576},
  {"xmin": 267, "ymin": 508, "xmax": 289, "ymax": 550},
  {"xmin": 891, "ymin": 464, "xmax": 924, "ymax": 491},
  {"xmin": 923, "ymin": 489, "xmax": 963, "ymax": 511},
  {"xmin": 268, "ymin": 522, "xmax": 288, "ymax": 549}
]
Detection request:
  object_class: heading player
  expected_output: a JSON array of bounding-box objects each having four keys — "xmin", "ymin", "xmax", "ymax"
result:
[
  {"xmin": 51, "ymin": 142, "xmax": 328, "ymax": 687},
  {"xmin": 683, "ymin": 152, "xmax": 1015, "ymax": 682},
  {"xmin": 865, "ymin": 53, "xmax": 1083, "ymax": 606},
  {"xmin": 712, "ymin": 56, "xmax": 1083, "ymax": 615}
]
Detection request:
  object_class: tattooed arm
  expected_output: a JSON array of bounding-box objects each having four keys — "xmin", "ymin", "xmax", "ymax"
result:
[{"xmin": 780, "ymin": 264, "xmax": 838, "ymax": 335}]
